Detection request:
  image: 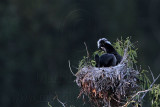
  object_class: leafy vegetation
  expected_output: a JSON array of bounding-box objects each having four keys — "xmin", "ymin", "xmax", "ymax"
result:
[
  {"xmin": 78, "ymin": 37, "xmax": 137, "ymax": 68},
  {"xmin": 151, "ymin": 84, "xmax": 160, "ymax": 107}
]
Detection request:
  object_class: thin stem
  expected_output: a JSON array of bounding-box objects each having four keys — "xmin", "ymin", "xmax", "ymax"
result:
[
  {"xmin": 68, "ymin": 60, "xmax": 75, "ymax": 76},
  {"xmin": 84, "ymin": 42, "xmax": 89, "ymax": 58},
  {"xmin": 54, "ymin": 94, "xmax": 66, "ymax": 107},
  {"xmin": 148, "ymin": 66, "xmax": 155, "ymax": 80}
]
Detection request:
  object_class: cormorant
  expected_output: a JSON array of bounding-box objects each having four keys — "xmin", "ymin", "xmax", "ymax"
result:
[
  {"xmin": 95, "ymin": 38, "xmax": 122, "ymax": 67},
  {"xmin": 95, "ymin": 53, "xmax": 117, "ymax": 67}
]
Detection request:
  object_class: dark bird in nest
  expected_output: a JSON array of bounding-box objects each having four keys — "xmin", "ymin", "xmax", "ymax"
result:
[{"xmin": 95, "ymin": 38, "xmax": 122, "ymax": 67}]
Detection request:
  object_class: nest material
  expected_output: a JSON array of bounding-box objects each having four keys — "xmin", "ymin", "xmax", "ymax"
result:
[{"xmin": 75, "ymin": 56, "xmax": 140, "ymax": 107}]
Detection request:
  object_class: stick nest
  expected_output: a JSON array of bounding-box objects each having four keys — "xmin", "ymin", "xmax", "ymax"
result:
[{"xmin": 75, "ymin": 55, "xmax": 140, "ymax": 107}]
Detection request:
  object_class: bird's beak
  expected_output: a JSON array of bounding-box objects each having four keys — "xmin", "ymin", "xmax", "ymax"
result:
[{"xmin": 100, "ymin": 47, "xmax": 106, "ymax": 52}]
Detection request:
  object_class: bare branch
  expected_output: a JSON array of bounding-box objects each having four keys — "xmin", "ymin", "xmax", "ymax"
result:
[
  {"xmin": 54, "ymin": 94, "xmax": 66, "ymax": 107},
  {"xmin": 148, "ymin": 66, "xmax": 155, "ymax": 80},
  {"xmin": 68, "ymin": 60, "xmax": 75, "ymax": 76},
  {"xmin": 48, "ymin": 102, "xmax": 52, "ymax": 107},
  {"xmin": 120, "ymin": 41, "xmax": 129, "ymax": 63},
  {"xmin": 139, "ymin": 65, "xmax": 142, "ymax": 72},
  {"xmin": 139, "ymin": 74, "xmax": 160, "ymax": 102},
  {"xmin": 111, "ymin": 96, "xmax": 125, "ymax": 104},
  {"xmin": 122, "ymin": 89, "xmax": 151, "ymax": 107},
  {"xmin": 57, "ymin": 97, "xmax": 66, "ymax": 107},
  {"xmin": 84, "ymin": 42, "xmax": 89, "ymax": 58}
]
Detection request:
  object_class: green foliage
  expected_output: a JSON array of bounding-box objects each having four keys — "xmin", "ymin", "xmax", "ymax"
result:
[
  {"xmin": 92, "ymin": 50, "xmax": 105, "ymax": 56},
  {"xmin": 151, "ymin": 84, "xmax": 160, "ymax": 107},
  {"xmin": 139, "ymin": 70, "xmax": 160, "ymax": 106},
  {"xmin": 91, "ymin": 50, "xmax": 105, "ymax": 67},
  {"xmin": 139, "ymin": 70, "xmax": 151, "ymax": 90},
  {"xmin": 138, "ymin": 70, "xmax": 160, "ymax": 107},
  {"xmin": 113, "ymin": 37, "xmax": 138, "ymax": 65},
  {"xmin": 78, "ymin": 56, "xmax": 88, "ymax": 69},
  {"xmin": 78, "ymin": 37, "xmax": 137, "ymax": 69}
]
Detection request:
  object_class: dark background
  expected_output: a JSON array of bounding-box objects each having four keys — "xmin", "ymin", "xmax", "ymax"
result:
[{"xmin": 0, "ymin": 0, "xmax": 160, "ymax": 107}]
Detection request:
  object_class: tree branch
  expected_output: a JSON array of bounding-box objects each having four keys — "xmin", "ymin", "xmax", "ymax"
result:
[
  {"xmin": 122, "ymin": 89, "xmax": 151, "ymax": 107},
  {"xmin": 139, "ymin": 74, "xmax": 160, "ymax": 102},
  {"xmin": 148, "ymin": 66, "xmax": 155, "ymax": 80},
  {"xmin": 68, "ymin": 60, "xmax": 75, "ymax": 76},
  {"xmin": 84, "ymin": 42, "xmax": 89, "ymax": 58},
  {"xmin": 53, "ymin": 95, "xmax": 66, "ymax": 107}
]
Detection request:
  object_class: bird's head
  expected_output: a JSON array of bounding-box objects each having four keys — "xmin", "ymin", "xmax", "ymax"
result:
[{"xmin": 97, "ymin": 38, "xmax": 112, "ymax": 52}]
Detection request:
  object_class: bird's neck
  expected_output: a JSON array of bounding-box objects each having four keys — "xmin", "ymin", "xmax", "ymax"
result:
[{"xmin": 104, "ymin": 44, "xmax": 117, "ymax": 54}]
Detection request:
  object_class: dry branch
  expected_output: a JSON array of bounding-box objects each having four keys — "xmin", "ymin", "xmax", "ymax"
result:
[
  {"xmin": 53, "ymin": 95, "xmax": 66, "ymax": 107},
  {"xmin": 68, "ymin": 60, "xmax": 75, "ymax": 76}
]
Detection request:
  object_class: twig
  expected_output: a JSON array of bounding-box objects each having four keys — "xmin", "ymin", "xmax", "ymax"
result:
[
  {"xmin": 121, "ymin": 41, "xmax": 129, "ymax": 63},
  {"xmin": 111, "ymin": 96, "xmax": 125, "ymax": 104},
  {"xmin": 57, "ymin": 97, "xmax": 66, "ymax": 107},
  {"xmin": 139, "ymin": 74, "xmax": 160, "ymax": 102},
  {"xmin": 122, "ymin": 89, "xmax": 151, "ymax": 107},
  {"xmin": 54, "ymin": 95, "xmax": 66, "ymax": 107},
  {"xmin": 139, "ymin": 65, "xmax": 142, "ymax": 72},
  {"xmin": 48, "ymin": 102, "xmax": 52, "ymax": 107},
  {"xmin": 84, "ymin": 42, "xmax": 89, "ymax": 58},
  {"xmin": 148, "ymin": 66, "xmax": 155, "ymax": 80},
  {"xmin": 68, "ymin": 60, "xmax": 75, "ymax": 76}
]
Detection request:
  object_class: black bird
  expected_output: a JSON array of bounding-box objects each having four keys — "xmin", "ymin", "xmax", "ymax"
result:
[
  {"xmin": 95, "ymin": 53, "xmax": 117, "ymax": 67},
  {"xmin": 95, "ymin": 38, "xmax": 122, "ymax": 67}
]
